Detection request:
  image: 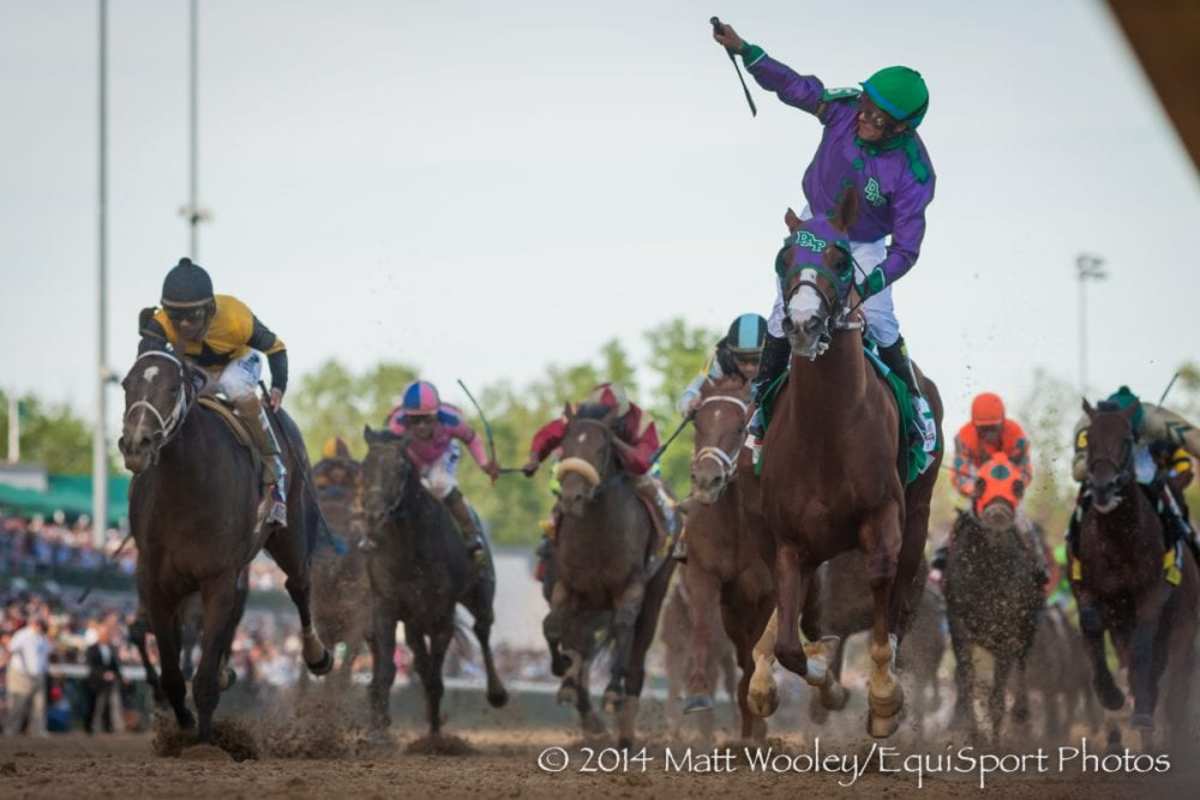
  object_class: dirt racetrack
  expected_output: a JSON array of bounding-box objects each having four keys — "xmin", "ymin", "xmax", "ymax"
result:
[{"xmin": 2, "ymin": 724, "xmax": 1197, "ymax": 799}]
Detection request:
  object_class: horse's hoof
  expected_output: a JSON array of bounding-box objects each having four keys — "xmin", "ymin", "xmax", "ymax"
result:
[
  {"xmin": 1099, "ymin": 685, "xmax": 1126, "ymax": 712},
  {"xmin": 747, "ymin": 684, "xmax": 779, "ymax": 719},
  {"xmin": 603, "ymin": 690, "xmax": 623, "ymax": 714},
  {"xmin": 683, "ymin": 694, "xmax": 714, "ymax": 714},
  {"xmin": 821, "ymin": 681, "xmax": 849, "ymax": 712},
  {"xmin": 869, "ymin": 681, "xmax": 904, "ymax": 719},
  {"xmin": 487, "ymin": 686, "xmax": 509, "ymax": 709},
  {"xmin": 306, "ymin": 650, "xmax": 335, "ymax": 677},
  {"xmin": 582, "ymin": 712, "xmax": 607, "ymax": 737},
  {"xmin": 219, "ymin": 667, "xmax": 237, "ymax": 691},
  {"xmin": 178, "ymin": 709, "xmax": 196, "ymax": 730},
  {"xmin": 557, "ymin": 685, "xmax": 578, "ymax": 707},
  {"xmin": 867, "ymin": 709, "xmax": 900, "ymax": 739}
]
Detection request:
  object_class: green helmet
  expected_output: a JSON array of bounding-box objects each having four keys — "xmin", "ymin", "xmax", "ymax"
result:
[{"xmin": 862, "ymin": 66, "xmax": 929, "ymax": 128}]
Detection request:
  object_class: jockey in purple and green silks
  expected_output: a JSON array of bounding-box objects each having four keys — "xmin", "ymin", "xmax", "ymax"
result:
[{"xmin": 712, "ymin": 22, "xmax": 938, "ymax": 458}]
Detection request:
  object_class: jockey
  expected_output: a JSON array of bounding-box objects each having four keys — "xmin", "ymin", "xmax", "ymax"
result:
[
  {"xmin": 931, "ymin": 392, "xmax": 1046, "ymax": 583},
  {"xmin": 137, "ymin": 257, "xmax": 290, "ymax": 527},
  {"xmin": 677, "ymin": 313, "xmax": 766, "ymax": 415},
  {"xmin": 365, "ymin": 380, "xmax": 500, "ymax": 561},
  {"xmin": 1067, "ymin": 386, "xmax": 1200, "ymax": 561},
  {"xmin": 522, "ymin": 383, "xmax": 678, "ymax": 538},
  {"xmin": 313, "ymin": 436, "xmax": 359, "ymax": 492},
  {"xmin": 712, "ymin": 24, "xmax": 939, "ymax": 457}
]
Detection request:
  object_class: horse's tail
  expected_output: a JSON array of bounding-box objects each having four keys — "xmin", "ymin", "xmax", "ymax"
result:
[{"xmin": 274, "ymin": 406, "xmax": 348, "ymax": 557}]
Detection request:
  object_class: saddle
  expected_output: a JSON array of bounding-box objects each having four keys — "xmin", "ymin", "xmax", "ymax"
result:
[{"xmin": 197, "ymin": 396, "xmax": 265, "ymax": 484}]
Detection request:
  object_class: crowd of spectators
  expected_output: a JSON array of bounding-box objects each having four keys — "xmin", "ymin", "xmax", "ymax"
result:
[{"xmin": 2, "ymin": 511, "xmax": 289, "ymax": 594}]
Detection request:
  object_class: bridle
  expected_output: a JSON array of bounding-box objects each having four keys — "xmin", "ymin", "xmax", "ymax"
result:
[
  {"xmin": 364, "ymin": 434, "xmax": 417, "ymax": 523},
  {"xmin": 692, "ymin": 388, "xmax": 749, "ymax": 485},
  {"xmin": 782, "ymin": 253, "xmax": 864, "ymax": 359},
  {"xmin": 555, "ymin": 417, "xmax": 620, "ymax": 496},
  {"xmin": 1087, "ymin": 425, "xmax": 1136, "ymax": 494},
  {"xmin": 123, "ymin": 350, "xmax": 193, "ymax": 453}
]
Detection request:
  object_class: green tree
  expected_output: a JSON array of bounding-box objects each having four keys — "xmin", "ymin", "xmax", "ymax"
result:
[
  {"xmin": 1014, "ymin": 367, "xmax": 1078, "ymax": 540},
  {"xmin": 0, "ymin": 389, "xmax": 110, "ymax": 474}
]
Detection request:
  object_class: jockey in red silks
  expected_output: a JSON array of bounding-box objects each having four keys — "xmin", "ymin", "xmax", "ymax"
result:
[
  {"xmin": 363, "ymin": 380, "xmax": 499, "ymax": 562},
  {"xmin": 522, "ymin": 383, "xmax": 678, "ymax": 538}
]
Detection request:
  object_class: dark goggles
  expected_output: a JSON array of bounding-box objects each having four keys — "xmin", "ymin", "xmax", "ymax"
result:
[{"xmin": 164, "ymin": 305, "xmax": 208, "ymax": 325}]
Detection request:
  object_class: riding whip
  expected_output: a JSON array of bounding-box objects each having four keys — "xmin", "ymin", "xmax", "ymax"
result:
[
  {"xmin": 650, "ymin": 411, "xmax": 695, "ymax": 465},
  {"xmin": 711, "ymin": 16, "xmax": 757, "ymax": 117},
  {"xmin": 76, "ymin": 531, "xmax": 134, "ymax": 603},
  {"xmin": 456, "ymin": 379, "xmax": 522, "ymax": 475},
  {"xmin": 1158, "ymin": 371, "xmax": 1181, "ymax": 407}
]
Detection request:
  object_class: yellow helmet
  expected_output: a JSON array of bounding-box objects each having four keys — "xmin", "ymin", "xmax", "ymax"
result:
[{"xmin": 321, "ymin": 436, "xmax": 351, "ymax": 460}]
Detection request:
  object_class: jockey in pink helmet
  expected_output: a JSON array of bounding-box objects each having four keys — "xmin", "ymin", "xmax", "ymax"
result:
[{"xmin": 362, "ymin": 380, "xmax": 499, "ymax": 562}]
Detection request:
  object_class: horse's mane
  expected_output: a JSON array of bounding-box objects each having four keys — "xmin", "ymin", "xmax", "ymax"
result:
[{"xmin": 700, "ymin": 374, "xmax": 748, "ymax": 398}]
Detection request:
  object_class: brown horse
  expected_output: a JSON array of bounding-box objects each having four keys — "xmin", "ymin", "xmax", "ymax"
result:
[
  {"xmin": 545, "ymin": 403, "xmax": 674, "ymax": 747},
  {"xmin": 119, "ymin": 349, "xmax": 333, "ymax": 742},
  {"xmin": 660, "ymin": 576, "xmax": 738, "ymax": 742},
  {"xmin": 943, "ymin": 458, "xmax": 1043, "ymax": 745},
  {"xmin": 758, "ymin": 190, "xmax": 944, "ymax": 738},
  {"xmin": 679, "ymin": 375, "xmax": 777, "ymax": 740},
  {"xmin": 1072, "ymin": 400, "xmax": 1199, "ymax": 752},
  {"xmin": 1026, "ymin": 602, "xmax": 1101, "ymax": 742},
  {"xmin": 309, "ymin": 456, "xmax": 370, "ymax": 685}
]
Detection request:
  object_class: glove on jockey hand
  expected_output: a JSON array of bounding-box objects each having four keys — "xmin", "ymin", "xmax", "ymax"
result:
[
  {"xmin": 856, "ymin": 266, "xmax": 886, "ymax": 300},
  {"xmin": 711, "ymin": 21, "xmax": 745, "ymax": 53},
  {"xmin": 521, "ymin": 460, "xmax": 539, "ymax": 478}
]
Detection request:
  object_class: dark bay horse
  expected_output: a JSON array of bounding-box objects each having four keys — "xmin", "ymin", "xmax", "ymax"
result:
[
  {"xmin": 310, "ymin": 457, "xmax": 370, "ymax": 685},
  {"xmin": 1072, "ymin": 400, "xmax": 1199, "ymax": 752},
  {"xmin": 1026, "ymin": 602, "xmax": 1101, "ymax": 742},
  {"xmin": 361, "ymin": 427, "xmax": 507, "ymax": 739},
  {"xmin": 545, "ymin": 403, "xmax": 674, "ymax": 748},
  {"xmin": 679, "ymin": 375, "xmax": 777, "ymax": 740},
  {"xmin": 119, "ymin": 349, "xmax": 333, "ymax": 742},
  {"xmin": 943, "ymin": 453, "xmax": 1043, "ymax": 745},
  {"xmin": 759, "ymin": 190, "xmax": 944, "ymax": 738}
]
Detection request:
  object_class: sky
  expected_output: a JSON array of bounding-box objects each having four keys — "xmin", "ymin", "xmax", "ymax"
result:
[{"xmin": 2, "ymin": 0, "xmax": 1199, "ymax": 438}]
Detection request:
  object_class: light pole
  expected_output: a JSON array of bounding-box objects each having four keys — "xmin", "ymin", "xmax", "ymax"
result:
[
  {"xmin": 94, "ymin": 0, "xmax": 109, "ymax": 547},
  {"xmin": 178, "ymin": 0, "xmax": 211, "ymax": 256},
  {"xmin": 1077, "ymin": 254, "xmax": 1108, "ymax": 398}
]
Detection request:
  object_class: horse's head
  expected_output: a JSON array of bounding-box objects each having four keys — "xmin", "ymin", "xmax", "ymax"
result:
[
  {"xmin": 971, "ymin": 452, "xmax": 1024, "ymax": 531},
  {"xmin": 362, "ymin": 425, "xmax": 416, "ymax": 527},
  {"xmin": 117, "ymin": 349, "xmax": 195, "ymax": 473},
  {"xmin": 689, "ymin": 375, "xmax": 750, "ymax": 504},
  {"xmin": 1083, "ymin": 399, "xmax": 1137, "ymax": 513},
  {"xmin": 780, "ymin": 190, "xmax": 860, "ymax": 360},
  {"xmin": 555, "ymin": 402, "xmax": 618, "ymax": 518}
]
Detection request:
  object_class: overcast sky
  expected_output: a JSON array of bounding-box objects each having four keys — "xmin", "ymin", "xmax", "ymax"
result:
[{"xmin": 3, "ymin": 0, "xmax": 1198, "ymax": 437}]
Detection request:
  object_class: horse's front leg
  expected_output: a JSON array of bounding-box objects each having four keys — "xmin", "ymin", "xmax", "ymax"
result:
[
  {"xmin": 748, "ymin": 608, "xmax": 779, "ymax": 718},
  {"xmin": 862, "ymin": 503, "xmax": 904, "ymax": 738},
  {"xmin": 1078, "ymin": 600, "xmax": 1125, "ymax": 711},
  {"xmin": 1129, "ymin": 585, "xmax": 1169, "ymax": 732},
  {"xmin": 367, "ymin": 606, "xmax": 398, "ymax": 732},
  {"xmin": 772, "ymin": 541, "xmax": 813, "ymax": 678},
  {"xmin": 683, "ymin": 562, "xmax": 721, "ymax": 713},
  {"xmin": 604, "ymin": 578, "xmax": 646, "ymax": 712},
  {"xmin": 543, "ymin": 580, "xmax": 570, "ymax": 677},
  {"xmin": 193, "ymin": 574, "xmax": 247, "ymax": 743},
  {"xmin": 145, "ymin": 591, "xmax": 194, "ymax": 731}
]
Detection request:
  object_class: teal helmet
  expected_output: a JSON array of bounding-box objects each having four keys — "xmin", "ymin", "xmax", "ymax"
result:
[
  {"xmin": 862, "ymin": 66, "xmax": 929, "ymax": 128},
  {"xmin": 725, "ymin": 313, "xmax": 768, "ymax": 355}
]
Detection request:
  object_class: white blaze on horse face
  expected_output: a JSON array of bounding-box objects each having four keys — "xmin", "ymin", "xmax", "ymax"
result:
[
  {"xmin": 787, "ymin": 269, "xmax": 824, "ymax": 332},
  {"xmin": 576, "ymin": 432, "xmax": 587, "ymax": 444},
  {"xmin": 142, "ymin": 365, "xmax": 160, "ymax": 384}
]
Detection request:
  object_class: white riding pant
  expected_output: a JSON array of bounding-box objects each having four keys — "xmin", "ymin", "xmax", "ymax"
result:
[
  {"xmin": 421, "ymin": 441, "xmax": 462, "ymax": 500},
  {"xmin": 214, "ymin": 351, "xmax": 263, "ymax": 401},
  {"xmin": 767, "ymin": 205, "xmax": 900, "ymax": 347}
]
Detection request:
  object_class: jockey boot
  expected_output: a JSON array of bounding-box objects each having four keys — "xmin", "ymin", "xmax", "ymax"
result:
[
  {"xmin": 444, "ymin": 488, "xmax": 487, "ymax": 566},
  {"xmin": 878, "ymin": 337, "xmax": 937, "ymax": 455},
  {"xmin": 1065, "ymin": 487, "xmax": 1088, "ymax": 558},
  {"xmin": 672, "ymin": 525, "xmax": 688, "ymax": 563},
  {"xmin": 747, "ymin": 333, "xmax": 791, "ymax": 440},
  {"xmin": 634, "ymin": 474, "xmax": 679, "ymax": 554},
  {"xmin": 235, "ymin": 394, "xmax": 288, "ymax": 528}
]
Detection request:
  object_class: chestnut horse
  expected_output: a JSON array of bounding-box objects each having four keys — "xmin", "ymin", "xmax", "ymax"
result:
[
  {"xmin": 679, "ymin": 375, "xmax": 777, "ymax": 740},
  {"xmin": 758, "ymin": 190, "xmax": 944, "ymax": 738},
  {"xmin": 1072, "ymin": 400, "xmax": 1199, "ymax": 753}
]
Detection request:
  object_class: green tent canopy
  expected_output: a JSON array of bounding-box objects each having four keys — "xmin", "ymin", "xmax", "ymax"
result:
[{"xmin": 0, "ymin": 474, "xmax": 130, "ymax": 526}]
